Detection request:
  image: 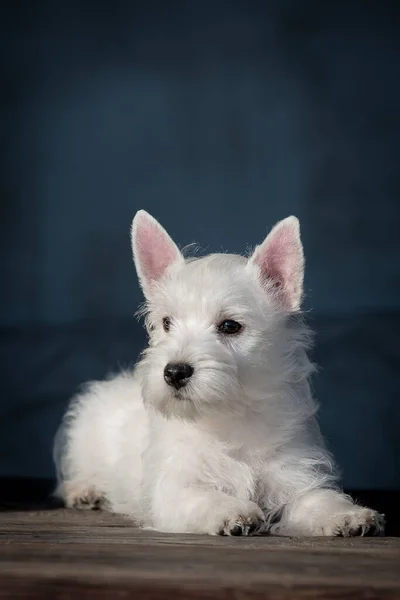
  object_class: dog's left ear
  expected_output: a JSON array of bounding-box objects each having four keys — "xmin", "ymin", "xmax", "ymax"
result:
[
  {"xmin": 247, "ymin": 216, "xmax": 304, "ymax": 311},
  {"xmin": 131, "ymin": 210, "xmax": 184, "ymax": 298}
]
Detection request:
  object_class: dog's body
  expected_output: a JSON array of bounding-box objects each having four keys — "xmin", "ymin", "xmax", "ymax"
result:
[{"xmin": 54, "ymin": 212, "xmax": 384, "ymax": 536}]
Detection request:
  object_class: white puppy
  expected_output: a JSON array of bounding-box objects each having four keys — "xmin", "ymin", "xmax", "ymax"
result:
[{"xmin": 54, "ymin": 211, "xmax": 385, "ymax": 536}]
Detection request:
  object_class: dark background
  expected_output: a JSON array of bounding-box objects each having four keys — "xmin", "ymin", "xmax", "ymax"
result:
[{"xmin": 1, "ymin": 1, "xmax": 399, "ymax": 493}]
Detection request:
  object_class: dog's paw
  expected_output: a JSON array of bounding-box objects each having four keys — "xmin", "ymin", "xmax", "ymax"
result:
[
  {"xmin": 63, "ymin": 482, "xmax": 105, "ymax": 511},
  {"xmin": 316, "ymin": 507, "xmax": 385, "ymax": 537},
  {"xmin": 215, "ymin": 502, "xmax": 266, "ymax": 536}
]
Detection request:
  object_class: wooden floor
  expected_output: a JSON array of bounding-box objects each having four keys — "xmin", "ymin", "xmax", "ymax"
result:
[{"xmin": 0, "ymin": 508, "xmax": 399, "ymax": 599}]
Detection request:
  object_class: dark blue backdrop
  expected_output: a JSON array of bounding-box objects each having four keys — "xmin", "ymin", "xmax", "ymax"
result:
[{"xmin": 1, "ymin": 1, "xmax": 399, "ymax": 489}]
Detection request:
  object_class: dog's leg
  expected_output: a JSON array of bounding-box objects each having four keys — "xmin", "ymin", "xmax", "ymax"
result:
[
  {"xmin": 260, "ymin": 450, "xmax": 385, "ymax": 537},
  {"xmin": 270, "ymin": 488, "xmax": 385, "ymax": 537},
  {"xmin": 149, "ymin": 485, "xmax": 265, "ymax": 536}
]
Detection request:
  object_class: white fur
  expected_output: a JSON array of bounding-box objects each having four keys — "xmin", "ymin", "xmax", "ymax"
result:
[{"xmin": 54, "ymin": 211, "xmax": 385, "ymax": 537}]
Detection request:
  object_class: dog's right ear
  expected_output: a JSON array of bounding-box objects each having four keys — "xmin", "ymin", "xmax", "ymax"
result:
[{"xmin": 131, "ymin": 210, "xmax": 184, "ymax": 299}]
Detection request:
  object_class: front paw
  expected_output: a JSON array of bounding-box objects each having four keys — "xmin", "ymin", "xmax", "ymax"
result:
[
  {"xmin": 62, "ymin": 482, "xmax": 106, "ymax": 511},
  {"xmin": 215, "ymin": 501, "xmax": 266, "ymax": 536},
  {"xmin": 318, "ymin": 507, "xmax": 385, "ymax": 537}
]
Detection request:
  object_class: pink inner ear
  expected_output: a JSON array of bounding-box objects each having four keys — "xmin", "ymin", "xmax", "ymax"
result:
[
  {"xmin": 136, "ymin": 219, "xmax": 180, "ymax": 286},
  {"xmin": 253, "ymin": 221, "xmax": 303, "ymax": 310},
  {"xmin": 259, "ymin": 227, "xmax": 296, "ymax": 283}
]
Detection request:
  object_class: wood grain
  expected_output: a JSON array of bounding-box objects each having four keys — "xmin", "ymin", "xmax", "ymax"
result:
[{"xmin": 0, "ymin": 509, "xmax": 399, "ymax": 599}]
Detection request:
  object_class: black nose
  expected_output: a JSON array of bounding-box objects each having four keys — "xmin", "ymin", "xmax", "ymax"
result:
[{"xmin": 164, "ymin": 362, "xmax": 194, "ymax": 390}]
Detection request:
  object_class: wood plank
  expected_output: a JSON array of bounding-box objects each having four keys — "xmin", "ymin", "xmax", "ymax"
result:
[{"xmin": 0, "ymin": 509, "xmax": 399, "ymax": 599}]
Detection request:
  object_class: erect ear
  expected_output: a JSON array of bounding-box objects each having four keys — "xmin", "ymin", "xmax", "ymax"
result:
[
  {"xmin": 247, "ymin": 216, "xmax": 304, "ymax": 311},
  {"xmin": 131, "ymin": 210, "xmax": 184, "ymax": 298}
]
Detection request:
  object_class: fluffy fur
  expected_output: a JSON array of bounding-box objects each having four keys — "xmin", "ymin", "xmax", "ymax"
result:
[{"xmin": 54, "ymin": 211, "xmax": 385, "ymax": 537}]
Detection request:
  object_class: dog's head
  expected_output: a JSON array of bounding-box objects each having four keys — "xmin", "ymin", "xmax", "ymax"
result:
[{"xmin": 131, "ymin": 210, "xmax": 310, "ymax": 421}]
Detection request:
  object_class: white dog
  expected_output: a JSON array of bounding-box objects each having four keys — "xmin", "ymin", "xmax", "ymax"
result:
[{"xmin": 54, "ymin": 210, "xmax": 385, "ymax": 537}]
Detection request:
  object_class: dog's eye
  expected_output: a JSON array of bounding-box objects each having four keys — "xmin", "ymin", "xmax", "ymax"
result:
[
  {"xmin": 217, "ymin": 320, "xmax": 242, "ymax": 335},
  {"xmin": 162, "ymin": 317, "xmax": 171, "ymax": 332}
]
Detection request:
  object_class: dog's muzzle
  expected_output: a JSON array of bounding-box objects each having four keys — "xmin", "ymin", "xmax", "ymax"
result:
[{"xmin": 163, "ymin": 362, "xmax": 194, "ymax": 390}]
